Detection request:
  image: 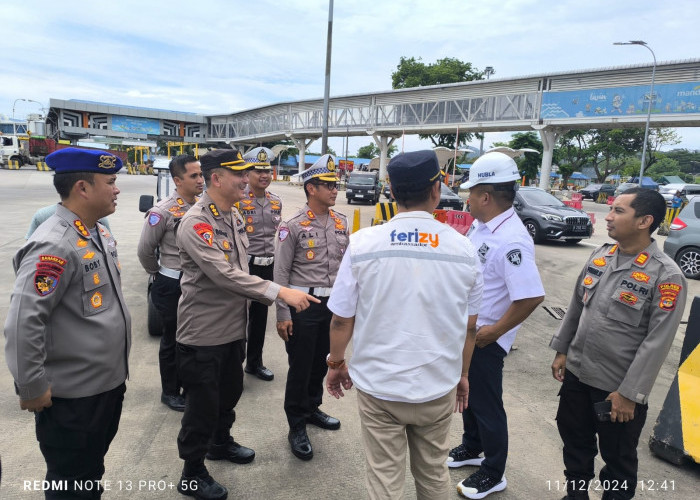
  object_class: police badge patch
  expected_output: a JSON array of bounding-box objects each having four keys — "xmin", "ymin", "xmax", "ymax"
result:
[
  {"xmin": 148, "ymin": 213, "xmax": 162, "ymax": 226},
  {"xmin": 477, "ymin": 243, "xmax": 489, "ymax": 263},
  {"xmin": 506, "ymin": 249, "xmax": 522, "ymax": 266}
]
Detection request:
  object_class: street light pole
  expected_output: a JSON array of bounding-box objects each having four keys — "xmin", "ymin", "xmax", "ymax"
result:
[
  {"xmin": 321, "ymin": 0, "xmax": 334, "ymax": 155},
  {"xmin": 12, "ymin": 98, "xmax": 27, "ymax": 135},
  {"xmin": 614, "ymin": 40, "xmax": 656, "ymax": 185},
  {"xmin": 479, "ymin": 66, "xmax": 495, "ymax": 155}
]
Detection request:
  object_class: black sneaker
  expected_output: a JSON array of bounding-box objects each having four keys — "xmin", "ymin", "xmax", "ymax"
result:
[
  {"xmin": 177, "ymin": 472, "xmax": 227, "ymax": 499},
  {"xmin": 447, "ymin": 443, "xmax": 484, "ymax": 468},
  {"xmin": 457, "ymin": 469, "xmax": 506, "ymax": 499}
]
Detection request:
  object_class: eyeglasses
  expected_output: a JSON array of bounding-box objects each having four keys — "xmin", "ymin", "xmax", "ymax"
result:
[{"xmin": 313, "ymin": 181, "xmax": 338, "ymax": 191}]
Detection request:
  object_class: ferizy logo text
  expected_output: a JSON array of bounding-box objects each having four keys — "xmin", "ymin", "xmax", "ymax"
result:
[{"xmin": 390, "ymin": 229, "xmax": 439, "ymax": 248}]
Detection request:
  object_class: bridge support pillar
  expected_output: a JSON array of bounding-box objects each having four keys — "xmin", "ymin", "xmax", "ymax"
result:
[
  {"xmin": 372, "ymin": 134, "xmax": 398, "ymax": 181},
  {"xmin": 536, "ymin": 127, "xmax": 563, "ymax": 191},
  {"xmin": 289, "ymin": 137, "xmax": 318, "ymax": 174}
]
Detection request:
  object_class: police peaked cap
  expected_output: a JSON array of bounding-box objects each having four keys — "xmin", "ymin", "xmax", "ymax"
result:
[
  {"xmin": 200, "ymin": 148, "xmax": 251, "ymax": 172},
  {"xmin": 46, "ymin": 147, "xmax": 123, "ymax": 174},
  {"xmin": 301, "ymin": 154, "xmax": 340, "ymax": 183},
  {"xmin": 243, "ymin": 147, "xmax": 274, "ymax": 170}
]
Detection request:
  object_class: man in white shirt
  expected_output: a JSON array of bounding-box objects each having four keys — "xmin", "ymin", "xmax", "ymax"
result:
[
  {"xmin": 326, "ymin": 150, "xmax": 483, "ymax": 500},
  {"xmin": 448, "ymin": 152, "xmax": 545, "ymax": 499}
]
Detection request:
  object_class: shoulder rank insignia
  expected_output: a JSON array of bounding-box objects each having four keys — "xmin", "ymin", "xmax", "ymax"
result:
[
  {"xmin": 306, "ymin": 210, "xmax": 316, "ymax": 220},
  {"xmin": 634, "ymin": 252, "xmax": 649, "ymax": 267},
  {"xmin": 608, "ymin": 244, "xmax": 618, "ymax": 255},
  {"xmin": 177, "ymin": 197, "xmax": 185, "ymax": 205},
  {"xmin": 193, "ymin": 222, "xmax": 214, "ymax": 246},
  {"xmin": 73, "ymin": 219, "xmax": 89, "ymax": 237},
  {"xmin": 208, "ymin": 204, "xmax": 220, "ymax": 217}
]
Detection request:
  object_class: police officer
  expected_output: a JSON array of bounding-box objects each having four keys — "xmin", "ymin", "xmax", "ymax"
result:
[
  {"xmin": 551, "ymin": 188, "xmax": 687, "ymax": 500},
  {"xmin": 237, "ymin": 147, "xmax": 281, "ymax": 381},
  {"xmin": 449, "ymin": 152, "xmax": 545, "ymax": 499},
  {"xmin": 4, "ymin": 148, "xmax": 130, "ymax": 499},
  {"xmin": 174, "ymin": 148, "xmax": 317, "ymax": 500},
  {"xmin": 137, "ymin": 154, "xmax": 203, "ymax": 411},
  {"xmin": 274, "ymin": 154, "xmax": 349, "ymax": 461}
]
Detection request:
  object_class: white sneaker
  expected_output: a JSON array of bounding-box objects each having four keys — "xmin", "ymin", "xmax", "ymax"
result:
[{"xmin": 457, "ymin": 470, "xmax": 506, "ymax": 499}]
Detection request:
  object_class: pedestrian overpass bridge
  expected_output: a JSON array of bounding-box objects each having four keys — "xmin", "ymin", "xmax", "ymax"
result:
[{"xmin": 49, "ymin": 58, "xmax": 700, "ymax": 188}]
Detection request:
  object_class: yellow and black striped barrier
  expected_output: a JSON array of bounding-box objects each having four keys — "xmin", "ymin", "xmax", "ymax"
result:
[
  {"xmin": 649, "ymin": 296, "xmax": 700, "ymax": 465},
  {"xmin": 665, "ymin": 206, "xmax": 685, "ymax": 225},
  {"xmin": 352, "ymin": 209, "xmax": 361, "ymax": 233},
  {"xmin": 36, "ymin": 161, "xmax": 50, "ymax": 171},
  {"xmin": 5, "ymin": 160, "xmax": 21, "ymax": 170},
  {"xmin": 371, "ymin": 202, "xmax": 398, "ymax": 226}
]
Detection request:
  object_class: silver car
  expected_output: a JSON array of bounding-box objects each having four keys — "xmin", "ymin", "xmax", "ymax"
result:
[
  {"xmin": 663, "ymin": 197, "xmax": 700, "ymax": 279},
  {"xmin": 659, "ymin": 183, "xmax": 700, "ymax": 206}
]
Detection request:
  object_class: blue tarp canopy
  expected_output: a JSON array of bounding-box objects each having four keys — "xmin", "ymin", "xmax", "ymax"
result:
[
  {"xmin": 570, "ymin": 172, "xmax": 589, "ymax": 180},
  {"xmin": 629, "ymin": 176, "xmax": 659, "ymax": 189}
]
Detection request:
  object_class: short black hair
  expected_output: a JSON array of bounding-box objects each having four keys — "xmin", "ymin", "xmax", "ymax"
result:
[
  {"xmin": 625, "ymin": 187, "xmax": 666, "ymax": 234},
  {"xmin": 169, "ymin": 154, "xmax": 198, "ymax": 179},
  {"xmin": 392, "ymin": 181, "xmax": 437, "ymax": 209},
  {"xmin": 53, "ymin": 172, "xmax": 95, "ymax": 200}
]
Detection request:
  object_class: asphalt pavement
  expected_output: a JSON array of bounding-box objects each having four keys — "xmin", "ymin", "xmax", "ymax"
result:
[{"xmin": 0, "ymin": 169, "xmax": 698, "ymax": 499}]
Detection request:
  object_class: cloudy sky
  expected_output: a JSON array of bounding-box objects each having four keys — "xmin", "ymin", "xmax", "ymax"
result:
[{"xmin": 2, "ymin": 0, "xmax": 699, "ymax": 154}]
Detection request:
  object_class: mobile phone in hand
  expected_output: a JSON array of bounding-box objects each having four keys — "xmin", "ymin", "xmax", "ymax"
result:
[{"xmin": 594, "ymin": 400, "xmax": 612, "ymax": 422}]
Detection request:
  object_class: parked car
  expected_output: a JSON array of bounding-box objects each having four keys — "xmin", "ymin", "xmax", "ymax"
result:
[
  {"xmin": 513, "ymin": 187, "xmax": 593, "ymax": 244},
  {"xmin": 663, "ymin": 197, "xmax": 700, "ymax": 279},
  {"xmin": 383, "ymin": 182, "xmax": 393, "ymax": 200},
  {"xmin": 614, "ymin": 182, "xmax": 639, "ymax": 197},
  {"xmin": 436, "ymin": 183, "xmax": 464, "ymax": 211},
  {"xmin": 346, "ymin": 171, "xmax": 381, "ymax": 204},
  {"xmin": 615, "ymin": 177, "xmax": 659, "ymax": 197},
  {"xmin": 659, "ymin": 183, "xmax": 700, "ymax": 206},
  {"xmin": 580, "ymin": 183, "xmax": 616, "ymax": 200}
]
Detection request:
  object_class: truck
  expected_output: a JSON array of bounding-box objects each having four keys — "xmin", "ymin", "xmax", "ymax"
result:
[
  {"xmin": 0, "ymin": 134, "xmax": 128, "ymax": 168},
  {"xmin": 0, "ymin": 134, "xmax": 57, "ymax": 166}
]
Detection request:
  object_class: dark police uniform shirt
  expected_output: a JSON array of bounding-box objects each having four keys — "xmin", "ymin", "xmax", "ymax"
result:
[
  {"xmin": 237, "ymin": 186, "xmax": 282, "ymax": 257},
  {"xmin": 175, "ymin": 192, "xmax": 280, "ymax": 346},
  {"xmin": 274, "ymin": 204, "xmax": 349, "ymax": 321},
  {"xmin": 5, "ymin": 204, "xmax": 131, "ymax": 400},
  {"xmin": 550, "ymin": 240, "xmax": 686, "ymax": 404}
]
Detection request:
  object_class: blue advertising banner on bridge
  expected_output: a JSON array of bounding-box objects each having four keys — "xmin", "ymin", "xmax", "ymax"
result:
[
  {"xmin": 541, "ymin": 81, "xmax": 700, "ymax": 119},
  {"xmin": 111, "ymin": 115, "xmax": 161, "ymax": 134}
]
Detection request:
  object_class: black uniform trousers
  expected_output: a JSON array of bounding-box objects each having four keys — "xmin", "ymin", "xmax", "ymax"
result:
[
  {"xmin": 176, "ymin": 340, "xmax": 245, "ymax": 476},
  {"xmin": 285, "ymin": 298, "xmax": 331, "ymax": 428},
  {"xmin": 246, "ymin": 262, "xmax": 273, "ymax": 369},
  {"xmin": 150, "ymin": 273, "xmax": 181, "ymax": 396},
  {"xmin": 461, "ymin": 341, "xmax": 508, "ymax": 479},
  {"xmin": 556, "ymin": 370, "xmax": 647, "ymax": 500},
  {"xmin": 35, "ymin": 383, "xmax": 126, "ymax": 499}
]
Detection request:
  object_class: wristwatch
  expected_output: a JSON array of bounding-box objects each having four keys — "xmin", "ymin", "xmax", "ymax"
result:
[{"xmin": 326, "ymin": 353, "xmax": 345, "ymax": 369}]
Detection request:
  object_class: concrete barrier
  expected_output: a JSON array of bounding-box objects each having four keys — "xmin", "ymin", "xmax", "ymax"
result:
[
  {"xmin": 36, "ymin": 161, "xmax": 50, "ymax": 172},
  {"xmin": 372, "ymin": 202, "xmax": 398, "ymax": 225}
]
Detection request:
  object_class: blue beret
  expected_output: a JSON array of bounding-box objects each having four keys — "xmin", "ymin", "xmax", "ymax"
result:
[
  {"xmin": 388, "ymin": 151, "xmax": 441, "ymax": 190},
  {"xmin": 301, "ymin": 154, "xmax": 340, "ymax": 183},
  {"xmin": 46, "ymin": 147, "xmax": 123, "ymax": 174}
]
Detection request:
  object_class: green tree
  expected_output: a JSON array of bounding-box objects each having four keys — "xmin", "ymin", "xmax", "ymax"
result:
[
  {"xmin": 356, "ymin": 142, "xmax": 397, "ymax": 159},
  {"xmin": 509, "ymin": 132, "xmax": 542, "ymax": 183},
  {"xmin": 392, "ymin": 56, "xmax": 484, "ymax": 149}
]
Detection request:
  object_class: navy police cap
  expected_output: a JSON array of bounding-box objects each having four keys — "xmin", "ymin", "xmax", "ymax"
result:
[
  {"xmin": 200, "ymin": 148, "xmax": 251, "ymax": 172},
  {"xmin": 46, "ymin": 147, "xmax": 123, "ymax": 174},
  {"xmin": 387, "ymin": 150, "xmax": 441, "ymax": 190}
]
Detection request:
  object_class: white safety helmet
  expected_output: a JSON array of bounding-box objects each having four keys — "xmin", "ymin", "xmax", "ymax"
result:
[{"xmin": 461, "ymin": 152, "xmax": 521, "ymax": 189}]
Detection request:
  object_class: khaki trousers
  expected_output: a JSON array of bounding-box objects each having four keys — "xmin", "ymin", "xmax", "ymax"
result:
[{"xmin": 357, "ymin": 388, "xmax": 455, "ymax": 500}]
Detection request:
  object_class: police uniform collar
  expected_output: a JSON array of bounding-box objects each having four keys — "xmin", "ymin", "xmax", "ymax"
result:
[{"xmin": 55, "ymin": 204, "xmax": 94, "ymax": 239}]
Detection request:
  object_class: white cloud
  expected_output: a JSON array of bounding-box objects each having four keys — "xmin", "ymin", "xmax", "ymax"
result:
[{"xmin": 2, "ymin": 0, "xmax": 699, "ymax": 152}]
